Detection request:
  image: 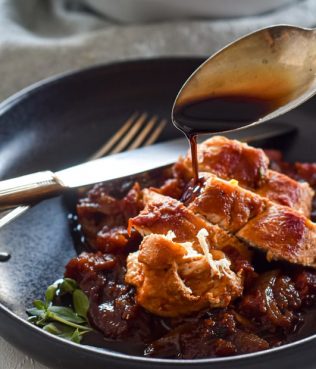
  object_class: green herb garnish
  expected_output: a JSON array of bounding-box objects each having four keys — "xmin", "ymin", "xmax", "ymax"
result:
[{"xmin": 27, "ymin": 278, "xmax": 92, "ymax": 343}]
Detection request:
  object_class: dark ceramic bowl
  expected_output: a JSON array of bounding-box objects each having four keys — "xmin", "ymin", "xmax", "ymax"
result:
[{"xmin": 0, "ymin": 58, "xmax": 316, "ymax": 369}]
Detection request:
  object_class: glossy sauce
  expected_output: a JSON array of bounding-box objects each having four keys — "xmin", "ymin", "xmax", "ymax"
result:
[
  {"xmin": 68, "ymin": 181, "xmax": 316, "ymax": 358},
  {"xmin": 173, "ymin": 95, "xmax": 280, "ymax": 136},
  {"xmin": 174, "ymin": 95, "xmax": 280, "ymax": 202},
  {"xmin": 172, "ymin": 64, "xmax": 300, "ymax": 195}
]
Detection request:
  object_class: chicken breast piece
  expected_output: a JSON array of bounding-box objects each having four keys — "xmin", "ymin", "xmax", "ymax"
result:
[
  {"xmin": 129, "ymin": 189, "xmax": 250, "ymax": 258},
  {"xmin": 176, "ymin": 136, "xmax": 314, "ymax": 216},
  {"xmin": 178, "ymin": 135, "xmax": 269, "ymax": 189},
  {"xmin": 256, "ymin": 170, "xmax": 313, "ymax": 217},
  {"xmin": 237, "ymin": 205, "xmax": 316, "ymax": 268},
  {"xmin": 190, "ymin": 175, "xmax": 316, "ymax": 268},
  {"xmin": 125, "ymin": 233, "xmax": 244, "ymax": 317},
  {"xmin": 189, "ymin": 174, "xmax": 268, "ymax": 233}
]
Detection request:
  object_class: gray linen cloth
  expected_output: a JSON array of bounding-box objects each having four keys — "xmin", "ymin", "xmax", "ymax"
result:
[{"xmin": 1, "ymin": 0, "xmax": 316, "ymax": 368}]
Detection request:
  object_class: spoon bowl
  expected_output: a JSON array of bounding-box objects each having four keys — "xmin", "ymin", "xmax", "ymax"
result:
[{"xmin": 172, "ymin": 25, "xmax": 316, "ymax": 135}]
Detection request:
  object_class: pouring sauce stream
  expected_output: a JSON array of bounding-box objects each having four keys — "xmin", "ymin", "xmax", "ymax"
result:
[{"xmin": 173, "ymin": 65, "xmax": 300, "ymax": 202}]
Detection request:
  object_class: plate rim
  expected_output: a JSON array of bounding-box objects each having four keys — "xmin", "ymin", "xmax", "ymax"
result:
[{"xmin": 0, "ymin": 56, "xmax": 204, "ymax": 118}]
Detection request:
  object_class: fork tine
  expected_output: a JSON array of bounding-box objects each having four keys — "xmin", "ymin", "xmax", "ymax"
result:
[
  {"xmin": 143, "ymin": 119, "xmax": 167, "ymax": 146},
  {"xmin": 109, "ymin": 112, "xmax": 148, "ymax": 154},
  {"xmin": 126, "ymin": 115, "xmax": 158, "ymax": 151},
  {"xmin": 89, "ymin": 112, "xmax": 138, "ymax": 160},
  {"xmin": 0, "ymin": 112, "xmax": 166, "ymax": 230}
]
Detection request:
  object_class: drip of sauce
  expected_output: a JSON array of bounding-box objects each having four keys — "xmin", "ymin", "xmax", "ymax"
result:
[
  {"xmin": 174, "ymin": 95, "xmax": 282, "ymax": 202},
  {"xmin": 180, "ymin": 175, "xmax": 205, "ymax": 206},
  {"xmin": 188, "ymin": 134, "xmax": 199, "ymax": 183},
  {"xmin": 179, "ymin": 134, "xmax": 207, "ymax": 204},
  {"xmin": 173, "ymin": 95, "xmax": 281, "ymax": 136},
  {"xmin": 173, "ymin": 63, "xmax": 300, "ymax": 200}
]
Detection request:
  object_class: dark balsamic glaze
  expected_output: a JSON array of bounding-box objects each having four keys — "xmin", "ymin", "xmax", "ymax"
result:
[
  {"xmin": 173, "ymin": 95, "xmax": 283, "ymax": 193},
  {"xmin": 180, "ymin": 175, "xmax": 205, "ymax": 206},
  {"xmin": 179, "ymin": 134, "xmax": 206, "ymax": 204},
  {"xmin": 173, "ymin": 94, "xmax": 293, "ymax": 201},
  {"xmin": 173, "ymin": 95, "xmax": 279, "ymax": 136},
  {"xmin": 188, "ymin": 134, "xmax": 199, "ymax": 183}
]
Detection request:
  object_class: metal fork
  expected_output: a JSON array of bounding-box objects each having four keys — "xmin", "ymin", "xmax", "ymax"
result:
[{"xmin": 0, "ymin": 112, "xmax": 166, "ymax": 228}]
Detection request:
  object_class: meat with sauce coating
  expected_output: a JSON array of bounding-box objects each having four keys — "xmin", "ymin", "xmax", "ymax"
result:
[
  {"xmin": 237, "ymin": 206, "xmax": 316, "ymax": 268},
  {"xmin": 189, "ymin": 175, "xmax": 316, "ymax": 268},
  {"xmin": 126, "ymin": 233, "xmax": 244, "ymax": 317},
  {"xmin": 63, "ymin": 135, "xmax": 316, "ymax": 358},
  {"xmin": 129, "ymin": 189, "xmax": 251, "ymax": 258},
  {"xmin": 176, "ymin": 136, "xmax": 314, "ymax": 216}
]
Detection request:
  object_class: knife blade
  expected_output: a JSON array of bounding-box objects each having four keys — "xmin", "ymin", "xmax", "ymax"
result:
[
  {"xmin": 57, "ymin": 137, "xmax": 187, "ymax": 188},
  {"xmin": 0, "ymin": 121, "xmax": 296, "ymax": 207}
]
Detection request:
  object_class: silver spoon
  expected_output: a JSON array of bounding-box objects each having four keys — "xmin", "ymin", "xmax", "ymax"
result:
[
  {"xmin": 172, "ymin": 24, "xmax": 316, "ymax": 182},
  {"xmin": 172, "ymin": 24, "xmax": 316, "ymax": 136}
]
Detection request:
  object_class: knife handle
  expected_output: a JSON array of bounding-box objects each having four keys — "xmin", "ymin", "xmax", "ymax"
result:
[{"xmin": 0, "ymin": 171, "xmax": 65, "ymax": 206}]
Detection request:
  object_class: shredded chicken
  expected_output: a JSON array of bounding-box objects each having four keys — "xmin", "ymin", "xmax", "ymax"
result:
[
  {"xmin": 197, "ymin": 228, "xmax": 234, "ymax": 279},
  {"xmin": 126, "ymin": 231, "xmax": 243, "ymax": 317}
]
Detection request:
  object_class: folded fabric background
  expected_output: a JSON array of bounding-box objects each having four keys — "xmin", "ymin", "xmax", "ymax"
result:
[
  {"xmin": 1, "ymin": 0, "xmax": 316, "ymax": 102},
  {"xmin": 1, "ymin": 0, "xmax": 316, "ymax": 368}
]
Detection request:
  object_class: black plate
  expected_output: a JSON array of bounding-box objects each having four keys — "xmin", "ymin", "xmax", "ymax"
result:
[{"xmin": 0, "ymin": 58, "xmax": 316, "ymax": 369}]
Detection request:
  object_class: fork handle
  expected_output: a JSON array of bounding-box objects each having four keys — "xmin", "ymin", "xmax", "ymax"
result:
[{"xmin": 0, "ymin": 171, "xmax": 66, "ymax": 206}]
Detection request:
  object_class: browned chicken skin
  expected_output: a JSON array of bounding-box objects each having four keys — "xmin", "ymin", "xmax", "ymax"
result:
[
  {"xmin": 129, "ymin": 189, "xmax": 250, "ymax": 258},
  {"xmin": 188, "ymin": 174, "xmax": 268, "ymax": 233},
  {"xmin": 238, "ymin": 206, "xmax": 316, "ymax": 268},
  {"xmin": 178, "ymin": 135, "xmax": 269, "ymax": 189},
  {"xmin": 190, "ymin": 174, "xmax": 316, "ymax": 268},
  {"xmin": 256, "ymin": 170, "xmax": 313, "ymax": 217},
  {"xmin": 176, "ymin": 136, "xmax": 314, "ymax": 216}
]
